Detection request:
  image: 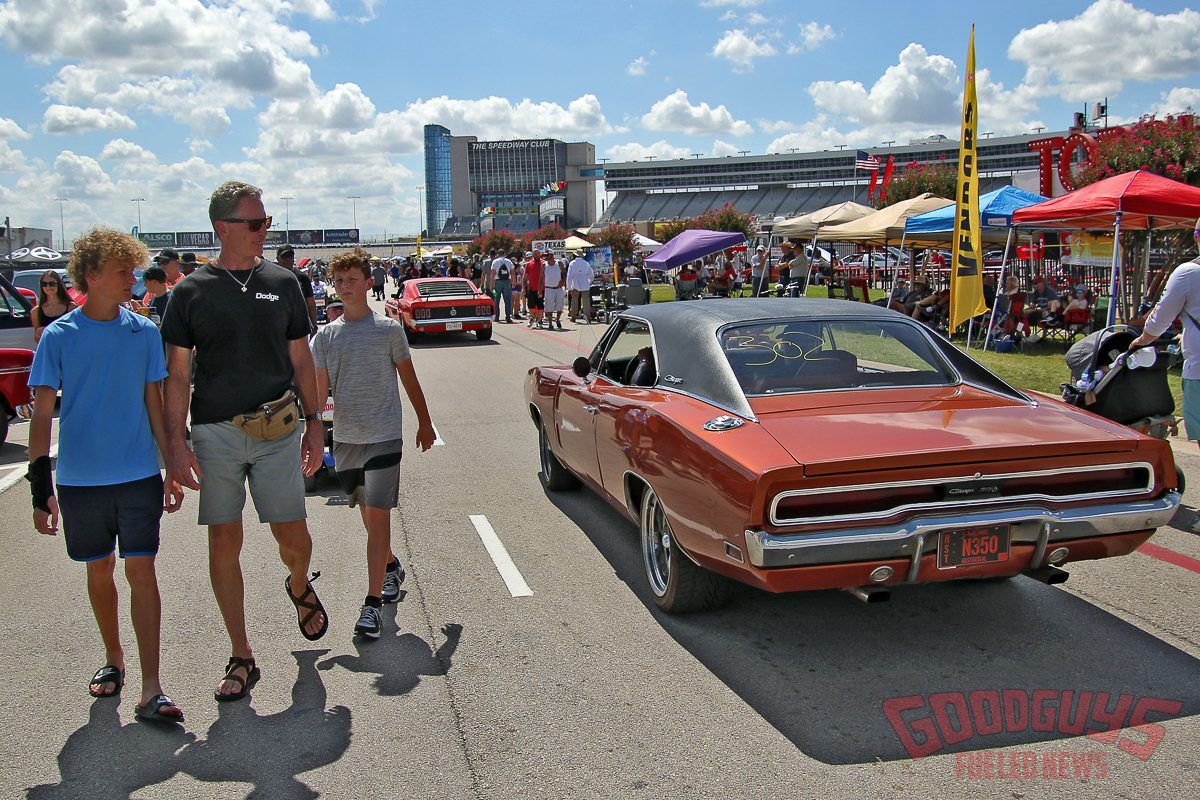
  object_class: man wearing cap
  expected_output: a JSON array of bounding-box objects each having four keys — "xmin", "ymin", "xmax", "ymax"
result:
[
  {"xmin": 179, "ymin": 252, "xmax": 199, "ymax": 277},
  {"xmin": 277, "ymin": 244, "xmax": 317, "ymax": 330},
  {"xmin": 1129, "ymin": 218, "xmax": 1200, "ymax": 448},
  {"xmin": 542, "ymin": 250, "xmax": 565, "ymax": 330},
  {"xmin": 566, "ymin": 250, "xmax": 594, "ymax": 323},
  {"xmin": 750, "ymin": 245, "xmax": 767, "ymax": 297},
  {"xmin": 524, "ymin": 250, "xmax": 545, "ymax": 328},
  {"xmin": 155, "ymin": 248, "xmax": 182, "ymax": 286}
]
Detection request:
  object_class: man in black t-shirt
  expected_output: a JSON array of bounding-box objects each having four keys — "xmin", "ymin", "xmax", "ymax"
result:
[
  {"xmin": 276, "ymin": 244, "xmax": 317, "ymax": 330},
  {"xmin": 161, "ymin": 180, "xmax": 329, "ymax": 702}
]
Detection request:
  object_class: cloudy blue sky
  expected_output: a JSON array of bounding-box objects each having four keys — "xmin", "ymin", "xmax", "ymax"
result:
[{"xmin": 0, "ymin": 0, "xmax": 1196, "ymax": 243}]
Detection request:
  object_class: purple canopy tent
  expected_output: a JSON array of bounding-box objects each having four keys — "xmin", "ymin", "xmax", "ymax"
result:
[{"xmin": 643, "ymin": 229, "xmax": 746, "ymax": 271}]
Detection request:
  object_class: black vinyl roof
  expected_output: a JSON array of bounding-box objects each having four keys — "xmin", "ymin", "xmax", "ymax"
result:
[{"xmin": 616, "ymin": 298, "xmax": 934, "ymax": 419}]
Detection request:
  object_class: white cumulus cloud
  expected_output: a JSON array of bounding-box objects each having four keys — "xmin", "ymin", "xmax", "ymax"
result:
[
  {"xmin": 1152, "ymin": 86, "xmax": 1200, "ymax": 116},
  {"xmin": 712, "ymin": 29, "xmax": 777, "ymax": 72},
  {"xmin": 43, "ymin": 105, "xmax": 136, "ymax": 135},
  {"xmin": 1008, "ymin": 0, "xmax": 1200, "ymax": 101},
  {"xmin": 711, "ymin": 139, "xmax": 741, "ymax": 157},
  {"xmin": 809, "ymin": 43, "xmax": 959, "ymax": 127},
  {"xmin": 603, "ymin": 141, "xmax": 692, "ymax": 162},
  {"xmin": 787, "ymin": 21, "xmax": 836, "ymax": 53},
  {"xmin": 641, "ymin": 90, "xmax": 752, "ymax": 136}
]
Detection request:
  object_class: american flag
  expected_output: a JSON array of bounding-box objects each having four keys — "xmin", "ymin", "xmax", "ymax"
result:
[{"xmin": 855, "ymin": 150, "xmax": 881, "ymax": 171}]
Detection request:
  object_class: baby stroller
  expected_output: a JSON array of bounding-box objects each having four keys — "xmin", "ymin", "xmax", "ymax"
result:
[{"xmin": 1061, "ymin": 325, "xmax": 1177, "ymax": 440}]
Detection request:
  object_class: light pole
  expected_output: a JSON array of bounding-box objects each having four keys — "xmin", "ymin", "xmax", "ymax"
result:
[
  {"xmin": 346, "ymin": 195, "xmax": 360, "ymax": 230},
  {"xmin": 130, "ymin": 197, "xmax": 145, "ymax": 232},
  {"xmin": 415, "ymin": 186, "xmax": 424, "ymax": 236},
  {"xmin": 280, "ymin": 195, "xmax": 294, "ymax": 235},
  {"xmin": 54, "ymin": 198, "xmax": 68, "ymax": 251}
]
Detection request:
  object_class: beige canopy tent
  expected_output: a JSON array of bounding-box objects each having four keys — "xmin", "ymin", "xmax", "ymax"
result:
[
  {"xmin": 818, "ymin": 193, "xmax": 953, "ymax": 245},
  {"xmin": 563, "ymin": 235, "xmax": 593, "ymax": 250},
  {"xmin": 772, "ymin": 201, "xmax": 874, "ymax": 238}
]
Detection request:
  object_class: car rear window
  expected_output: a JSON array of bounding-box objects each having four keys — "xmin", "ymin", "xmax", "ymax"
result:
[
  {"xmin": 719, "ymin": 318, "xmax": 957, "ymax": 395},
  {"xmin": 416, "ymin": 280, "xmax": 474, "ymax": 298}
]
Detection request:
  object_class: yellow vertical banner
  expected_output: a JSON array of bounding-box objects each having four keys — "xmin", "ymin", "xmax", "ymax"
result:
[{"xmin": 949, "ymin": 25, "xmax": 987, "ymax": 331}]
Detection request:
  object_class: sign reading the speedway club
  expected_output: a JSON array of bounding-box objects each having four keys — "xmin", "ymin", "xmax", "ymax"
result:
[
  {"xmin": 469, "ymin": 139, "xmax": 552, "ymax": 150},
  {"xmin": 137, "ymin": 232, "xmax": 176, "ymax": 248},
  {"xmin": 531, "ymin": 239, "xmax": 566, "ymax": 259}
]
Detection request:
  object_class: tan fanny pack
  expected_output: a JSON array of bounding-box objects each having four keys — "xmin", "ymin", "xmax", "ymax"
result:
[{"xmin": 232, "ymin": 389, "xmax": 300, "ymax": 441}]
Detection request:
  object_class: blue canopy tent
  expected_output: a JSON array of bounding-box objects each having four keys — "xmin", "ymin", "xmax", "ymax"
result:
[
  {"xmin": 900, "ymin": 186, "xmax": 1048, "ymax": 350},
  {"xmin": 903, "ymin": 186, "xmax": 1049, "ymax": 239},
  {"xmin": 643, "ymin": 229, "xmax": 746, "ymax": 271}
]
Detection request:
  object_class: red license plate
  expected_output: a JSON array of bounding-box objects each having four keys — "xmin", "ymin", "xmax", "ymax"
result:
[{"xmin": 937, "ymin": 525, "xmax": 1011, "ymax": 569}]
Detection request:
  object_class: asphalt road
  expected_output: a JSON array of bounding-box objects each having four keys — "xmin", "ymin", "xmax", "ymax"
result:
[{"xmin": 1, "ymin": 296, "xmax": 1197, "ymax": 800}]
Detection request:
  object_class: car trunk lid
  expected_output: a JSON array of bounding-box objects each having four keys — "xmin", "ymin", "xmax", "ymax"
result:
[{"xmin": 749, "ymin": 385, "xmax": 1138, "ymax": 477}]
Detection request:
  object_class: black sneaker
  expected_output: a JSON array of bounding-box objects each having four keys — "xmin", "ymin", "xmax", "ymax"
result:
[
  {"xmin": 556, "ymin": 320, "xmax": 563, "ymax": 330},
  {"xmin": 382, "ymin": 564, "xmax": 406, "ymax": 603},
  {"xmin": 354, "ymin": 604, "xmax": 382, "ymax": 639}
]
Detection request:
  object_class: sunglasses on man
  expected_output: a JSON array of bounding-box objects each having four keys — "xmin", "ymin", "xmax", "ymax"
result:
[{"xmin": 220, "ymin": 216, "xmax": 273, "ymax": 232}]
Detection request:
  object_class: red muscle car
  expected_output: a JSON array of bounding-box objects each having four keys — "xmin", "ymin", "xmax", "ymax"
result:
[
  {"xmin": 385, "ymin": 277, "xmax": 494, "ymax": 341},
  {"xmin": 525, "ymin": 299, "xmax": 1180, "ymax": 613}
]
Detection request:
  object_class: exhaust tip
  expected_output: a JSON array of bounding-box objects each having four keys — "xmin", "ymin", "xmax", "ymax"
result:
[
  {"xmin": 1025, "ymin": 565, "xmax": 1069, "ymax": 585},
  {"xmin": 847, "ymin": 585, "xmax": 891, "ymax": 603}
]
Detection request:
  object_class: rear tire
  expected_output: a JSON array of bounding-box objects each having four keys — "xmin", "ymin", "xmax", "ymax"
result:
[
  {"xmin": 640, "ymin": 487, "xmax": 732, "ymax": 613},
  {"xmin": 476, "ymin": 326, "xmax": 492, "ymax": 341},
  {"xmin": 304, "ymin": 470, "xmax": 319, "ymax": 493},
  {"xmin": 0, "ymin": 407, "xmax": 9, "ymax": 447},
  {"xmin": 405, "ymin": 326, "xmax": 418, "ymax": 344},
  {"xmin": 538, "ymin": 419, "xmax": 580, "ymax": 491}
]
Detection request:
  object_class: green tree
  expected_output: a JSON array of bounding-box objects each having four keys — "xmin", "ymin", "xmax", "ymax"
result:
[{"xmin": 588, "ymin": 224, "xmax": 637, "ymax": 261}]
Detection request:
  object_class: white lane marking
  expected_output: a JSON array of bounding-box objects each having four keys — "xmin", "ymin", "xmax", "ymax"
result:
[
  {"xmin": 0, "ymin": 443, "xmax": 57, "ymax": 494},
  {"xmin": 469, "ymin": 514, "xmax": 533, "ymax": 598},
  {"xmin": 432, "ymin": 424, "xmax": 445, "ymax": 446}
]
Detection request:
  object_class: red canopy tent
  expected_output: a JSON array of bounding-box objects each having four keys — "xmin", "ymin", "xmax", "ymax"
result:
[{"xmin": 1011, "ymin": 170, "xmax": 1200, "ymax": 325}]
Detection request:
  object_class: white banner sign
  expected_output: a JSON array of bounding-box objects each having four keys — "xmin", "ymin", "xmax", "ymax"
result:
[{"xmin": 531, "ymin": 239, "xmax": 566, "ymax": 259}]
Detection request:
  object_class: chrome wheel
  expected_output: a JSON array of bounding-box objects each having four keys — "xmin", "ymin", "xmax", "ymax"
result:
[{"xmin": 641, "ymin": 491, "xmax": 672, "ymax": 597}]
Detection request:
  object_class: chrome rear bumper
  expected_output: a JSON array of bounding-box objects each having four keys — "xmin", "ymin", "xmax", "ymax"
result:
[{"xmin": 743, "ymin": 492, "xmax": 1180, "ymax": 569}]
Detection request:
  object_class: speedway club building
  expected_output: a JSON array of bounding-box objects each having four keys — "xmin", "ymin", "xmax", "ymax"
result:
[{"xmin": 424, "ymin": 124, "xmax": 597, "ymax": 238}]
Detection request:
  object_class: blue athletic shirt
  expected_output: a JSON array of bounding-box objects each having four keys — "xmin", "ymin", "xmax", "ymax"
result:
[{"xmin": 28, "ymin": 306, "xmax": 168, "ymax": 486}]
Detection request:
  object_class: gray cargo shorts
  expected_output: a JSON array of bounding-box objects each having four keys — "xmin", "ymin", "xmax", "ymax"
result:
[{"xmin": 191, "ymin": 421, "xmax": 306, "ymax": 525}]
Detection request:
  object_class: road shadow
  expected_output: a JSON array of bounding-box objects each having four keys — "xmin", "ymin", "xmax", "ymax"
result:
[
  {"xmin": 545, "ymin": 485, "xmax": 1200, "ymax": 765},
  {"xmin": 26, "ymin": 698, "xmax": 195, "ymax": 799},
  {"xmin": 1168, "ymin": 503, "xmax": 1200, "ymax": 535},
  {"xmin": 318, "ymin": 605, "xmax": 462, "ymax": 696},
  {"xmin": 408, "ymin": 334, "xmax": 499, "ymax": 350},
  {"xmin": 175, "ymin": 649, "xmax": 351, "ymax": 799}
]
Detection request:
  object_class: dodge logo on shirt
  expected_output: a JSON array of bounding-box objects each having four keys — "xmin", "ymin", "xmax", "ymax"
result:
[{"xmin": 255, "ymin": 292, "xmax": 280, "ymax": 302}]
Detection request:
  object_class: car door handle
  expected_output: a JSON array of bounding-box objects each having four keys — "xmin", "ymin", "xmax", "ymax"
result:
[{"xmin": 584, "ymin": 404, "xmax": 598, "ymax": 415}]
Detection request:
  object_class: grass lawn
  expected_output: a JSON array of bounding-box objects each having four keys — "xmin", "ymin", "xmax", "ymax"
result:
[{"xmin": 644, "ymin": 281, "xmax": 1186, "ymax": 408}]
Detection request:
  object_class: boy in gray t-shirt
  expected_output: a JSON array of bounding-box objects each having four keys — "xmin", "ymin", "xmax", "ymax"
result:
[{"xmin": 312, "ymin": 247, "xmax": 436, "ymax": 639}]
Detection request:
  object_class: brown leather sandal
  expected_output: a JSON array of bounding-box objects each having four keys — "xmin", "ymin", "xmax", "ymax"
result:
[
  {"xmin": 215, "ymin": 656, "xmax": 260, "ymax": 702},
  {"xmin": 285, "ymin": 571, "xmax": 329, "ymax": 641}
]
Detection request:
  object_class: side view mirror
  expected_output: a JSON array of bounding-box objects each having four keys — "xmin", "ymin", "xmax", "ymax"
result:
[{"xmin": 572, "ymin": 356, "xmax": 591, "ymax": 378}]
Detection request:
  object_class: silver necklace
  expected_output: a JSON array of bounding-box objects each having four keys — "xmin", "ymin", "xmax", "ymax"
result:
[{"xmin": 215, "ymin": 257, "xmax": 258, "ymax": 293}]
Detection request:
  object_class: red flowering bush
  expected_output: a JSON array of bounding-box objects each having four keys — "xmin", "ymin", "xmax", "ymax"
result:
[
  {"xmin": 870, "ymin": 160, "xmax": 957, "ymax": 208},
  {"xmin": 467, "ymin": 229, "xmax": 519, "ymax": 256},
  {"xmin": 1077, "ymin": 115, "xmax": 1199, "ymax": 187},
  {"xmin": 655, "ymin": 203, "xmax": 756, "ymax": 243},
  {"xmin": 519, "ymin": 223, "xmax": 570, "ymax": 251},
  {"xmin": 588, "ymin": 223, "xmax": 638, "ymax": 261}
]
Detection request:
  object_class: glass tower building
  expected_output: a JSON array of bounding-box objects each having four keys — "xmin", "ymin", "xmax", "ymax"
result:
[{"xmin": 423, "ymin": 124, "xmax": 453, "ymax": 235}]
